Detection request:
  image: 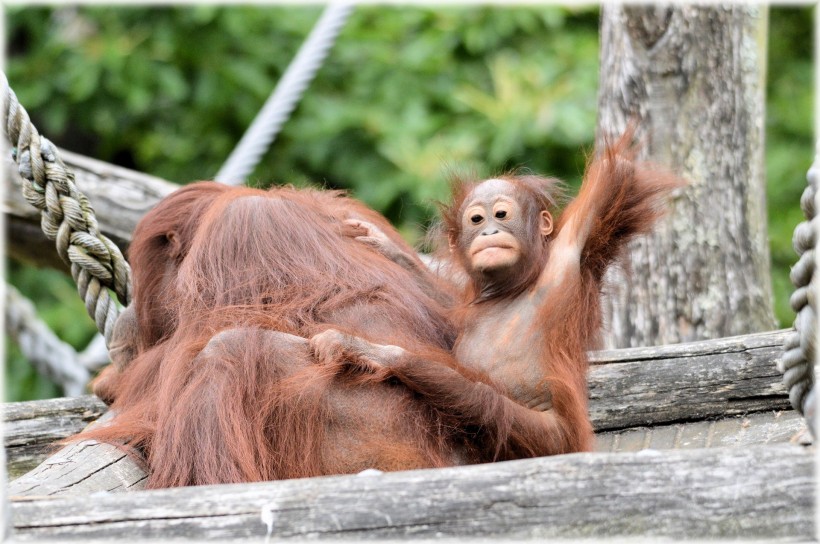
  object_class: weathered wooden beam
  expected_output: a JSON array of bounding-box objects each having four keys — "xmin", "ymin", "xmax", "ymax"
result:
[
  {"xmin": 6, "ymin": 424, "xmax": 149, "ymax": 499},
  {"xmin": 8, "ymin": 408, "xmax": 806, "ymax": 501},
  {"xmin": 7, "ymin": 405, "xmax": 804, "ymax": 483},
  {"xmin": 4, "ymin": 395, "xmax": 106, "ymax": 479},
  {"xmin": 9, "ymin": 443, "xmax": 813, "ymax": 541},
  {"xmin": 7, "ymin": 438, "xmax": 148, "ymax": 498},
  {"xmin": 5, "ymin": 329, "xmax": 793, "ymax": 482},
  {"xmin": 588, "ymin": 328, "xmax": 791, "ymax": 429},
  {"xmin": 598, "ymin": 410, "xmax": 808, "ymax": 453},
  {"xmin": 3, "ymin": 149, "xmax": 177, "ymax": 270}
]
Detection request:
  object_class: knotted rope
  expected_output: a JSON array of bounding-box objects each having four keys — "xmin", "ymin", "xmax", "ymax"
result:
[
  {"xmin": 781, "ymin": 149, "xmax": 818, "ymax": 436},
  {"xmin": 1, "ymin": 73, "xmax": 131, "ymax": 346}
]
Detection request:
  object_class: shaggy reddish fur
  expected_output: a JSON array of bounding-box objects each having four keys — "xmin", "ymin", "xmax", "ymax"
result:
[{"xmin": 81, "ymin": 183, "xmax": 467, "ymax": 488}]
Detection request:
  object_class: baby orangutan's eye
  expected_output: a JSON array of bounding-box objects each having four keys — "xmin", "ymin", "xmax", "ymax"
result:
[
  {"xmin": 495, "ymin": 210, "xmax": 507, "ymax": 219},
  {"xmin": 471, "ymin": 214, "xmax": 483, "ymax": 224}
]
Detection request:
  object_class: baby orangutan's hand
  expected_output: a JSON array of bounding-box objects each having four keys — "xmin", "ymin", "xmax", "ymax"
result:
[{"xmin": 343, "ymin": 218, "xmax": 407, "ymax": 263}]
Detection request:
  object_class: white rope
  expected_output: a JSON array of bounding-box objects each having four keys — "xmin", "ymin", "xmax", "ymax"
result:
[
  {"xmin": 215, "ymin": 3, "xmax": 355, "ymax": 185},
  {"xmin": 77, "ymin": 332, "xmax": 111, "ymax": 371},
  {"xmin": 5, "ymin": 283, "xmax": 90, "ymax": 396}
]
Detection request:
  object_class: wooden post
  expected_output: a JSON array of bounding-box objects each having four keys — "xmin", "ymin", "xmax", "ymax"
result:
[{"xmin": 597, "ymin": 5, "xmax": 777, "ymax": 348}]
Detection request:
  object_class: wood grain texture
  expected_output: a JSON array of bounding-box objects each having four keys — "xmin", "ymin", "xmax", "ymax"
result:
[
  {"xmin": 5, "ymin": 396, "xmax": 106, "ymax": 479},
  {"xmin": 597, "ymin": 410, "xmax": 808, "ymax": 453},
  {"xmin": 9, "ymin": 444, "xmax": 813, "ymax": 541},
  {"xmin": 6, "ymin": 408, "xmax": 806, "ymax": 501},
  {"xmin": 597, "ymin": 5, "xmax": 777, "ymax": 348},
  {"xmin": 587, "ymin": 329, "xmax": 791, "ymax": 429},
  {"xmin": 7, "ymin": 438, "xmax": 148, "ymax": 499}
]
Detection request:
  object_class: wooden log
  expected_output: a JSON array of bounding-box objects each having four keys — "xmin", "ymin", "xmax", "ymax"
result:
[
  {"xmin": 7, "ymin": 438, "xmax": 148, "ymax": 498},
  {"xmin": 597, "ymin": 410, "xmax": 809, "ymax": 453},
  {"xmin": 5, "ymin": 403, "xmax": 149, "ymax": 499},
  {"xmin": 598, "ymin": 5, "xmax": 777, "ymax": 347},
  {"xmin": 588, "ymin": 328, "xmax": 791, "ymax": 429},
  {"xmin": 7, "ymin": 408, "xmax": 807, "ymax": 498},
  {"xmin": 5, "ymin": 396, "xmax": 106, "ymax": 479},
  {"xmin": 5, "ymin": 329, "xmax": 795, "ymax": 489},
  {"xmin": 8, "ymin": 400, "xmax": 805, "ymax": 482},
  {"xmin": 3, "ymin": 149, "xmax": 177, "ymax": 270},
  {"xmin": 9, "ymin": 443, "xmax": 813, "ymax": 541}
]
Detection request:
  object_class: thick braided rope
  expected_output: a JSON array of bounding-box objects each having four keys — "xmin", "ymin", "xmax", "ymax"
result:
[
  {"xmin": 5, "ymin": 283, "xmax": 90, "ymax": 396},
  {"xmin": 781, "ymin": 150, "xmax": 818, "ymax": 436},
  {"xmin": 215, "ymin": 2, "xmax": 354, "ymax": 185},
  {"xmin": 1, "ymin": 73, "xmax": 131, "ymax": 346}
]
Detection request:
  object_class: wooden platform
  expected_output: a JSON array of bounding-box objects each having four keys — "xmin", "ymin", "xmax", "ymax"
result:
[
  {"xmin": 6, "ymin": 329, "xmax": 798, "ymax": 477},
  {"xmin": 7, "ymin": 445, "xmax": 813, "ymax": 541},
  {"xmin": 5, "ymin": 395, "xmax": 106, "ymax": 479},
  {"xmin": 3, "ymin": 329, "xmax": 814, "ymax": 540}
]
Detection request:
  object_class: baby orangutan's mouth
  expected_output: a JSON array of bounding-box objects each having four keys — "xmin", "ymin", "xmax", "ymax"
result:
[{"xmin": 471, "ymin": 240, "xmax": 514, "ymax": 257}]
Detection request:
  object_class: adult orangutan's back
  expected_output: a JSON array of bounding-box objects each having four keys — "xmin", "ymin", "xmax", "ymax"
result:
[{"xmin": 81, "ymin": 183, "xmax": 463, "ymax": 487}]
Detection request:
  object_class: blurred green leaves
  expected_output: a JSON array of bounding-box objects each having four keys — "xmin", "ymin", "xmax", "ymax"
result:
[
  {"xmin": 765, "ymin": 7, "xmax": 814, "ymax": 328},
  {"xmin": 4, "ymin": 5, "xmax": 602, "ymax": 400}
]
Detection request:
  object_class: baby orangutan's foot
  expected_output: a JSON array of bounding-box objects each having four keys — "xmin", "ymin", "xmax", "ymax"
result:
[{"xmin": 309, "ymin": 329, "xmax": 406, "ymax": 373}]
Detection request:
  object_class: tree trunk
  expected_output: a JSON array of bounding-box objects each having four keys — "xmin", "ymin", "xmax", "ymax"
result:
[{"xmin": 597, "ymin": 4, "xmax": 777, "ymax": 348}]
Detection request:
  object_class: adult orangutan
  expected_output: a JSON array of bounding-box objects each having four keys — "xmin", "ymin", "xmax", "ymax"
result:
[
  {"xmin": 311, "ymin": 133, "xmax": 683, "ymax": 459},
  {"xmin": 92, "ymin": 181, "xmax": 454, "ymax": 405},
  {"xmin": 82, "ymin": 182, "xmax": 474, "ymax": 487}
]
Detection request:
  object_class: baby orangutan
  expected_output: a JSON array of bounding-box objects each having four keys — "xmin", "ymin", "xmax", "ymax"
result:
[{"xmin": 312, "ymin": 133, "xmax": 682, "ymax": 460}]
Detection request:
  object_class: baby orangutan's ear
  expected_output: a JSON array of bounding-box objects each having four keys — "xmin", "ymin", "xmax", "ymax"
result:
[
  {"xmin": 448, "ymin": 230, "xmax": 458, "ymax": 252},
  {"xmin": 540, "ymin": 210, "xmax": 554, "ymax": 237}
]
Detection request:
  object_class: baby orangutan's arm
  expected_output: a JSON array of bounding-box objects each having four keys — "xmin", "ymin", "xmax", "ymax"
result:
[{"xmin": 310, "ymin": 329, "xmax": 589, "ymax": 460}]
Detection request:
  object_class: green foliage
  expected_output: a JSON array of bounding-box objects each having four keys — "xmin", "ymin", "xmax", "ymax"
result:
[
  {"xmin": 2, "ymin": 5, "xmax": 812, "ymax": 400},
  {"xmin": 4, "ymin": 5, "xmax": 599, "ymax": 400},
  {"xmin": 765, "ymin": 6, "xmax": 814, "ymax": 327}
]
